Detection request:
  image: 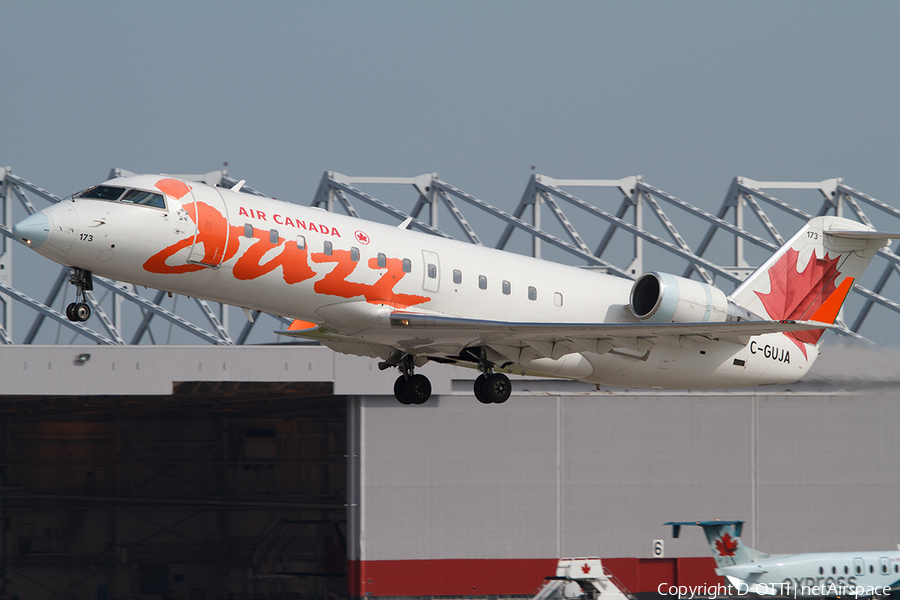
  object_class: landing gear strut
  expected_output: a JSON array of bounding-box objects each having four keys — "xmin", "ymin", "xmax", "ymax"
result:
[
  {"xmin": 472, "ymin": 347, "xmax": 511, "ymax": 404},
  {"xmin": 382, "ymin": 352, "xmax": 432, "ymax": 405},
  {"xmin": 65, "ymin": 268, "xmax": 93, "ymax": 322}
]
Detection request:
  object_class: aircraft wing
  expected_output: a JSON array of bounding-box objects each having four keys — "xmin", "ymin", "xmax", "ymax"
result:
[
  {"xmin": 276, "ymin": 311, "xmax": 833, "ymax": 363},
  {"xmin": 389, "ymin": 312, "xmax": 832, "ymax": 340},
  {"xmin": 387, "ymin": 312, "xmax": 834, "ymax": 360}
]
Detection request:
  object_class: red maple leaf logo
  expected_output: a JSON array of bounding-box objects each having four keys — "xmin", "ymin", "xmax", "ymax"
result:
[
  {"xmin": 581, "ymin": 563, "xmax": 591, "ymax": 574},
  {"xmin": 715, "ymin": 533, "xmax": 739, "ymax": 557},
  {"xmin": 755, "ymin": 247, "xmax": 842, "ymax": 357},
  {"xmin": 354, "ymin": 230, "xmax": 370, "ymax": 245}
]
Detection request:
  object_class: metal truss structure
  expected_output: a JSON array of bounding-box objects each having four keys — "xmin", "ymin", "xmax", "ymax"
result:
[{"xmin": 3, "ymin": 167, "xmax": 900, "ymax": 345}]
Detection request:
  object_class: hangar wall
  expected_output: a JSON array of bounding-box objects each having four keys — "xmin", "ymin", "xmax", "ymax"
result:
[
  {"xmin": 347, "ymin": 340, "xmax": 900, "ymax": 597},
  {"xmin": 1, "ymin": 340, "xmax": 899, "ymax": 599}
]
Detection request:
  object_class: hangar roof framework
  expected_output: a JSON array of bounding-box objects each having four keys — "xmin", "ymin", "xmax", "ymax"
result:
[{"xmin": 2, "ymin": 167, "xmax": 899, "ymax": 346}]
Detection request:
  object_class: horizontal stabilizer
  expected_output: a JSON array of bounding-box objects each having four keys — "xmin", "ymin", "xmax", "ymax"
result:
[
  {"xmin": 825, "ymin": 230, "xmax": 900, "ymax": 240},
  {"xmin": 666, "ymin": 520, "xmax": 744, "ymax": 539}
]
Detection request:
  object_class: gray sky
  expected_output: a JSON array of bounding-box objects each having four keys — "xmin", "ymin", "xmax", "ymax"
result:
[{"xmin": 3, "ymin": 1, "xmax": 899, "ymax": 343}]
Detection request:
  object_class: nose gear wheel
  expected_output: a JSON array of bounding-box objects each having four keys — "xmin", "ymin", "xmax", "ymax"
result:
[{"xmin": 65, "ymin": 268, "xmax": 94, "ymax": 322}]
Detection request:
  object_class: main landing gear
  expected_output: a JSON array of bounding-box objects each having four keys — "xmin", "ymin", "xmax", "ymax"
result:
[
  {"xmin": 65, "ymin": 268, "xmax": 93, "ymax": 322},
  {"xmin": 474, "ymin": 372, "xmax": 511, "ymax": 404},
  {"xmin": 384, "ymin": 353, "xmax": 432, "ymax": 405},
  {"xmin": 383, "ymin": 348, "xmax": 513, "ymax": 405},
  {"xmin": 472, "ymin": 347, "xmax": 511, "ymax": 404}
]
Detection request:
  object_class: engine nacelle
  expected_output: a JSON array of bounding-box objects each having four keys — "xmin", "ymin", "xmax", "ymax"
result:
[{"xmin": 629, "ymin": 271, "xmax": 745, "ymax": 323}]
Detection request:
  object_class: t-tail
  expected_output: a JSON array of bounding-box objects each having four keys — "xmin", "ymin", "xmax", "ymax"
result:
[
  {"xmin": 666, "ymin": 521, "xmax": 768, "ymax": 568},
  {"xmin": 729, "ymin": 216, "xmax": 900, "ymax": 357}
]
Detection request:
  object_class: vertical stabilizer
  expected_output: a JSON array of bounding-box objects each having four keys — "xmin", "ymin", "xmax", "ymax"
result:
[
  {"xmin": 728, "ymin": 216, "xmax": 894, "ymax": 356},
  {"xmin": 666, "ymin": 521, "xmax": 768, "ymax": 568}
]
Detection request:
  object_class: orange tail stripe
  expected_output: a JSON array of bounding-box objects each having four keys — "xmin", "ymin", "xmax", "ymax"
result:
[{"xmin": 811, "ymin": 276, "xmax": 855, "ymax": 324}]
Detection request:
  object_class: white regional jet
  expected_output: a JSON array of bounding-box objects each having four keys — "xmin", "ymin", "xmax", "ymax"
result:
[
  {"xmin": 10, "ymin": 174, "xmax": 899, "ymax": 404},
  {"xmin": 667, "ymin": 521, "xmax": 900, "ymax": 598}
]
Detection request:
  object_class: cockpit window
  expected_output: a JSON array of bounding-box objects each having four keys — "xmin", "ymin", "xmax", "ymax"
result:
[
  {"xmin": 121, "ymin": 189, "xmax": 166, "ymax": 209},
  {"xmin": 78, "ymin": 185, "xmax": 126, "ymax": 201},
  {"xmin": 76, "ymin": 185, "xmax": 166, "ymax": 209}
]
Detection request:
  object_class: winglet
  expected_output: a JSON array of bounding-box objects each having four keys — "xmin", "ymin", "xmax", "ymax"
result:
[
  {"xmin": 231, "ymin": 179, "xmax": 246, "ymax": 192},
  {"xmin": 810, "ymin": 276, "xmax": 855, "ymax": 325},
  {"xmin": 398, "ymin": 217, "xmax": 413, "ymax": 230},
  {"xmin": 275, "ymin": 319, "xmax": 322, "ymax": 339},
  {"xmin": 288, "ymin": 319, "xmax": 319, "ymax": 332}
]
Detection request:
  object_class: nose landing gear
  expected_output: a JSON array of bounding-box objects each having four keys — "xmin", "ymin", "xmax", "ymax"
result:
[{"xmin": 65, "ymin": 268, "xmax": 93, "ymax": 322}]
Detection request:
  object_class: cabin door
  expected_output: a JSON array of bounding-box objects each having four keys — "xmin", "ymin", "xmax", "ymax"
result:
[{"xmin": 186, "ymin": 185, "xmax": 231, "ymax": 268}]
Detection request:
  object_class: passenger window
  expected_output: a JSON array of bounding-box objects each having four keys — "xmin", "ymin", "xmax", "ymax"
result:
[
  {"xmin": 377, "ymin": 253, "xmax": 386, "ymax": 268},
  {"xmin": 351, "ymin": 247, "xmax": 360, "ymax": 262},
  {"xmin": 324, "ymin": 241, "xmax": 333, "ymax": 255},
  {"xmin": 819, "ymin": 567, "xmax": 823, "ymax": 575},
  {"xmin": 845, "ymin": 566, "xmax": 849, "ymax": 575},
  {"xmin": 528, "ymin": 286, "xmax": 537, "ymax": 301},
  {"xmin": 870, "ymin": 565, "xmax": 874, "ymax": 574},
  {"xmin": 832, "ymin": 567, "xmax": 836, "ymax": 575},
  {"xmin": 478, "ymin": 275, "xmax": 487, "ymax": 290},
  {"xmin": 894, "ymin": 565, "xmax": 898, "ymax": 573},
  {"xmin": 554, "ymin": 292, "xmax": 563, "ymax": 307},
  {"xmin": 121, "ymin": 189, "xmax": 166, "ymax": 208},
  {"xmin": 427, "ymin": 263, "xmax": 437, "ymax": 279},
  {"xmin": 296, "ymin": 235, "xmax": 306, "ymax": 250},
  {"xmin": 857, "ymin": 565, "xmax": 862, "ymax": 575},
  {"xmin": 402, "ymin": 258, "xmax": 411, "ymax": 273},
  {"xmin": 244, "ymin": 223, "xmax": 253, "ymax": 238},
  {"xmin": 453, "ymin": 269, "xmax": 462, "ymax": 284},
  {"xmin": 502, "ymin": 280, "xmax": 511, "ymax": 295},
  {"xmin": 269, "ymin": 229, "xmax": 279, "ymax": 244}
]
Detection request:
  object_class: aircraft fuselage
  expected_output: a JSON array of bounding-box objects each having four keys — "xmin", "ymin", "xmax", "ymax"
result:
[{"xmin": 16, "ymin": 174, "xmax": 816, "ymax": 391}]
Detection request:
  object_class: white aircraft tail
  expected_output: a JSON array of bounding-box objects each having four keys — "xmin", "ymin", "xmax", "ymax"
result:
[
  {"xmin": 666, "ymin": 521, "xmax": 767, "ymax": 569},
  {"xmin": 729, "ymin": 216, "xmax": 898, "ymax": 353}
]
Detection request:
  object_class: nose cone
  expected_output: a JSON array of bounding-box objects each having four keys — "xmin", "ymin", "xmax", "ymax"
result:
[{"xmin": 12, "ymin": 212, "xmax": 50, "ymax": 249}]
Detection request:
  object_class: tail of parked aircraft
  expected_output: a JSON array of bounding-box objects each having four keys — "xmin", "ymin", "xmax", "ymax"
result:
[
  {"xmin": 728, "ymin": 216, "xmax": 897, "ymax": 355},
  {"xmin": 666, "ymin": 521, "xmax": 767, "ymax": 568}
]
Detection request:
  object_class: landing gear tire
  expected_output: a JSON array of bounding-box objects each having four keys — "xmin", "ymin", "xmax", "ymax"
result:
[
  {"xmin": 403, "ymin": 374, "xmax": 432, "ymax": 405},
  {"xmin": 74, "ymin": 302, "xmax": 91, "ymax": 322},
  {"xmin": 482, "ymin": 373, "xmax": 511, "ymax": 403},
  {"xmin": 474, "ymin": 375, "xmax": 492, "ymax": 404},
  {"xmin": 66, "ymin": 269, "xmax": 94, "ymax": 322},
  {"xmin": 394, "ymin": 376, "xmax": 413, "ymax": 405},
  {"xmin": 66, "ymin": 302, "xmax": 91, "ymax": 322},
  {"xmin": 475, "ymin": 373, "xmax": 511, "ymax": 404}
]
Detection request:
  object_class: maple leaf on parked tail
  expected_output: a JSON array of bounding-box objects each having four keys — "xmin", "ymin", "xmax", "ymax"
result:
[
  {"xmin": 716, "ymin": 533, "xmax": 739, "ymax": 557},
  {"xmin": 755, "ymin": 247, "xmax": 844, "ymax": 357}
]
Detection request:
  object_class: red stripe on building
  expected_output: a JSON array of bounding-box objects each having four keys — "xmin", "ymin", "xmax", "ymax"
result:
[{"xmin": 348, "ymin": 557, "xmax": 722, "ymax": 597}]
